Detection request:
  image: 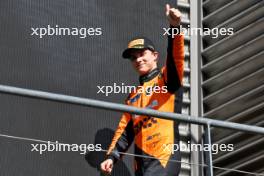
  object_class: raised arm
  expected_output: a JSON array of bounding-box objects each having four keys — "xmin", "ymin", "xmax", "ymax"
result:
[{"xmin": 163, "ymin": 4, "xmax": 185, "ymax": 93}]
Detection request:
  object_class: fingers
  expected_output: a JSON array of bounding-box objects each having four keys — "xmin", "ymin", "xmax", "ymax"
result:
[
  {"xmin": 165, "ymin": 4, "xmax": 182, "ymax": 26},
  {"xmin": 166, "ymin": 4, "xmax": 179, "ymax": 17},
  {"xmin": 169, "ymin": 9, "xmax": 181, "ymax": 19},
  {"xmin": 100, "ymin": 159, "xmax": 113, "ymax": 175},
  {"xmin": 169, "ymin": 10, "xmax": 181, "ymax": 25},
  {"xmin": 106, "ymin": 161, "xmax": 113, "ymax": 172}
]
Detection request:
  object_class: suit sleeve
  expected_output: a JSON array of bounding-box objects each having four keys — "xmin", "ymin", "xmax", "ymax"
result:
[
  {"xmin": 163, "ymin": 27, "xmax": 185, "ymax": 93},
  {"xmin": 106, "ymin": 112, "xmax": 134, "ymax": 163}
]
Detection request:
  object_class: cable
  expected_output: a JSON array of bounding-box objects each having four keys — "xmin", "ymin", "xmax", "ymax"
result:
[
  {"xmin": 103, "ymin": 150, "xmax": 263, "ymax": 176},
  {"xmin": 0, "ymin": 133, "xmax": 263, "ymax": 176}
]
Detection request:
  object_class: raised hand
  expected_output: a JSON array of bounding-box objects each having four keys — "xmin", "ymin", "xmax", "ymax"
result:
[{"xmin": 165, "ymin": 4, "xmax": 182, "ymax": 27}]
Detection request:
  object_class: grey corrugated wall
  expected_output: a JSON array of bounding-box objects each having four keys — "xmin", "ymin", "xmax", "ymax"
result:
[{"xmin": 201, "ymin": 0, "xmax": 264, "ymax": 175}]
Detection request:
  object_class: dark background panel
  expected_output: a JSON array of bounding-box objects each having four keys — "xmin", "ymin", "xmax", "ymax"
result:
[{"xmin": 0, "ymin": 0, "xmax": 176, "ymax": 175}]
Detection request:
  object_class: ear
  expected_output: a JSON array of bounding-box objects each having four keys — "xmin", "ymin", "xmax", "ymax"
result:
[{"xmin": 153, "ymin": 51, "xmax": 159, "ymax": 62}]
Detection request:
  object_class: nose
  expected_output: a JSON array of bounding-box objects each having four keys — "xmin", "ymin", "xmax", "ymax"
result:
[{"xmin": 135, "ymin": 56, "xmax": 143, "ymax": 63}]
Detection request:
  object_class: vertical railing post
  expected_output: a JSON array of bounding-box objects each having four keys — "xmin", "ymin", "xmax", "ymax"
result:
[{"xmin": 204, "ymin": 124, "xmax": 214, "ymax": 176}]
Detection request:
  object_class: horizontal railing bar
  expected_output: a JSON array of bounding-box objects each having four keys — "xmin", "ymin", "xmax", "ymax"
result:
[{"xmin": 0, "ymin": 84, "xmax": 264, "ymax": 135}]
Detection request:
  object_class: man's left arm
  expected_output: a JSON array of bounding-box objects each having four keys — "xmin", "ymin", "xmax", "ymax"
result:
[{"xmin": 164, "ymin": 4, "xmax": 185, "ymax": 93}]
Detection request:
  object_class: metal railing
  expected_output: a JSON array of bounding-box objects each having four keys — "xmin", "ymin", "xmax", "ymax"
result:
[{"xmin": 1, "ymin": 84, "xmax": 264, "ymax": 176}]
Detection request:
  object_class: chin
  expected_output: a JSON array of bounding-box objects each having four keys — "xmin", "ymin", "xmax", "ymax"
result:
[{"xmin": 138, "ymin": 68, "xmax": 149, "ymax": 75}]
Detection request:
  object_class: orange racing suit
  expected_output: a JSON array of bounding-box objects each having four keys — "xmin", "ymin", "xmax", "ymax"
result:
[{"xmin": 106, "ymin": 32, "xmax": 184, "ymax": 176}]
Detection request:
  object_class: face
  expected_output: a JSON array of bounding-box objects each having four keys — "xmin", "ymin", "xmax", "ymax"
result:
[{"xmin": 129, "ymin": 49, "xmax": 158, "ymax": 76}]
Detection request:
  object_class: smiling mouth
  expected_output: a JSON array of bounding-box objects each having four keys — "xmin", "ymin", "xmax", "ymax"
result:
[{"xmin": 137, "ymin": 64, "xmax": 145, "ymax": 69}]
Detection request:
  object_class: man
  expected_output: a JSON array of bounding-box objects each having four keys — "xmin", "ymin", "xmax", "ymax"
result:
[{"xmin": 101, "ymin": 4, "xmax": 184, "ymax": 176}]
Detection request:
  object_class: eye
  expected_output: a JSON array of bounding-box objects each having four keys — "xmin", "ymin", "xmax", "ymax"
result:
[
  {"xmin": 129, "ymin": 56, "xmax": 137, "ymax": 61},
  {"xmin": 129, "ymin": 56, "xmax": 137, "ymax": 62},
  {"xmin": 139, "ymin": 50, "xmax": 147, "ymax": 57}
]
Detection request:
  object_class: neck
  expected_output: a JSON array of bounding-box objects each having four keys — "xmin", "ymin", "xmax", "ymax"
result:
[{"xmin": 139, "ymin": 68, "xmax": 160, "ymax": 85}]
